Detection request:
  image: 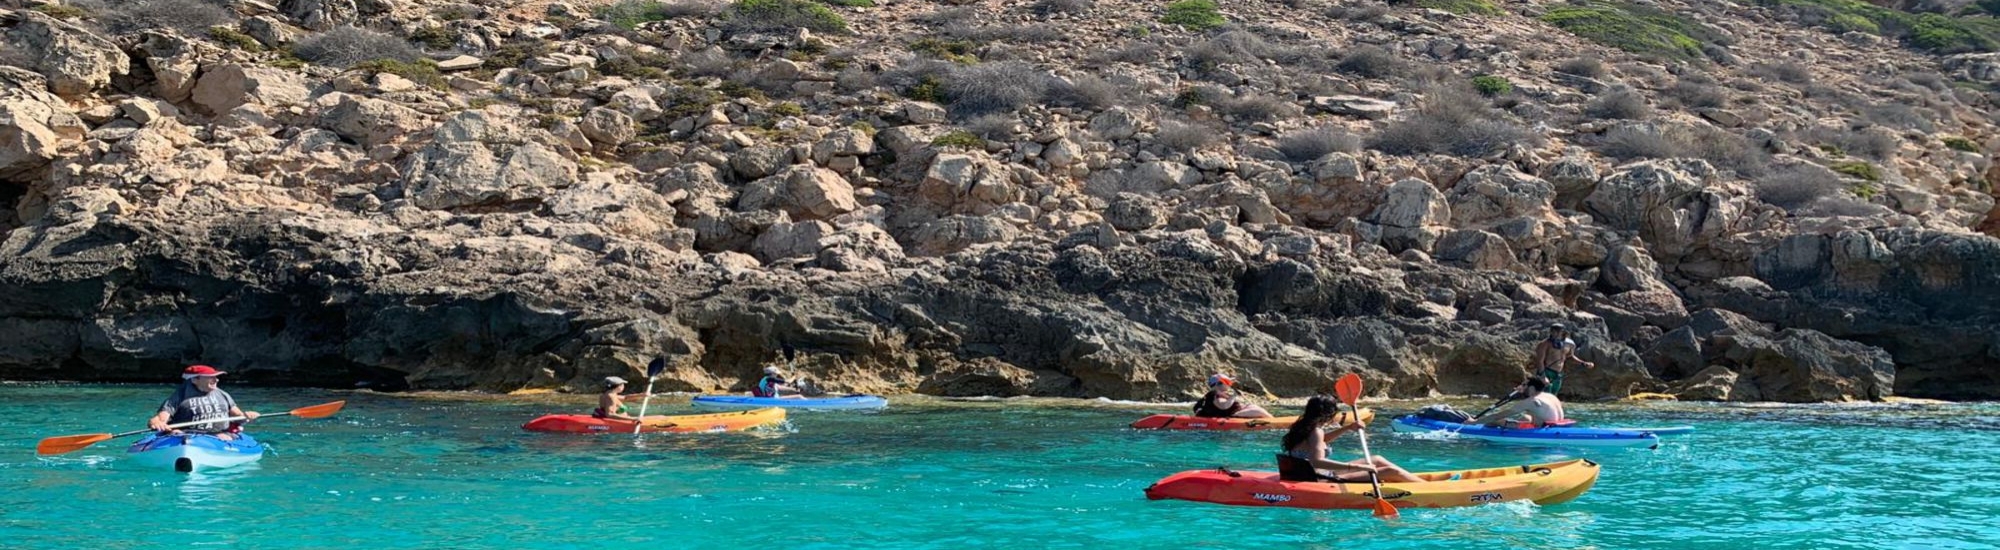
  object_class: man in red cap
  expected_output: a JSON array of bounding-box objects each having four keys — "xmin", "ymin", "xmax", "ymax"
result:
[{"xmin": 147, "ymin": 365, "xmax": 260, "ymax": 440}]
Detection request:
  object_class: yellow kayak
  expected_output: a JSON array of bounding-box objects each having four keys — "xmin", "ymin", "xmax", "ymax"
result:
[{"xmin": 1146, "ymin": 458, "xmax": 1600, "ymax": 510}]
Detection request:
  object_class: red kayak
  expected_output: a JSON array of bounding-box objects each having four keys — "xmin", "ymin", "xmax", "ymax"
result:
[{"xmin": 522, "ymin": 407, "xmax": 785, "ymax": 434}]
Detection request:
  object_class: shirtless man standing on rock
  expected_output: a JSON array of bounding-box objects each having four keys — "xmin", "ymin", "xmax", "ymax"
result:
[{"xmin": 1528, "ymin": 323, "xmax": 1594, "ymax": 396}]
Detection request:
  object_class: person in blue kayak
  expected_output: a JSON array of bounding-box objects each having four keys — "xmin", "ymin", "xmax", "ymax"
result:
[
  {"xmin": 751, "ymin": 366, "xmax": 809, "ymax": 398},
  {"xmin": 1472, "ymin": 376, "xmax": 1566, "ymax": 428},
  {"xmin": 146, "ymin": 365, "xmax": 259, "ymax": 441},
  {"xmin": 593, "ymin": 376, "xmax": 650, "ymax": 422},
  {"xmin": 1191, "ymin": 374, "xmax": 1272, "ymax": 418},
  {"xmin": 1278, "ymin": 395, "xmax": 1421, "ymax": 483},
  {"xmin": 1527, "ymin": 323, "xmax": 1594, "ymax": 395}
]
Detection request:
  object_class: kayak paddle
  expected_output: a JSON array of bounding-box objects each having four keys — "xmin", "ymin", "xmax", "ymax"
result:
[
  {"xmin": 1333, "ymin": 374, "xmax": 1399, "ymax": 519},
  {"xmin": 633, "ymin": 357, "xmax": 667, "ymax": 434},
  {"xmin": 36, "ymin": 400, "xmax": 347, "ymax": 456},
  {"xmin": 1474, "ymin": 390, "xmax": 1526, "ymax": 419}
]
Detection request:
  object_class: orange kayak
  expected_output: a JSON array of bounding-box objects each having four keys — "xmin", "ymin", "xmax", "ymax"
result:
[
  {"xmin": 1145, "ymin": 458, "xmax": 1599, "ymax": 510},
  {"xmin": 1130, "ymin": 408, "xmax": 1374, "ymax": 431},
  {"xmin": 522, "ymin": 407, "xmax": 786, "ymax": 434}
]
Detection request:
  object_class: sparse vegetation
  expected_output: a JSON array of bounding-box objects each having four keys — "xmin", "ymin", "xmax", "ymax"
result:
[
  {"xmin": 1557, "ymin": 57, "xmax": 1608, "ymax": 78},
  {"xmin": 1831, "ymin": 160, "xmax": 1881, "ymax": 181},
  {"xmin": 1759, "ymin": 0, "xmax": 2000, "ymax": 54},
  {"xmin": 1944, "ymin": 136, "xmax": 1983, "ymax": 153},
  {"xmin": 1048, "ymin": 74, "xmax": 1124, "ymax": 110},
  {"xmin": 770, "ymin": 102, "xmax": 805, "ymax": 117},
  {"xmin": 931, "ymin": 130, "xmax": 986, "ymax": 150},
  {"xmin": 1033, "ymin": 0, "xmax": 1095, "ymax": 15},
  {"xmin": 1664, "ymin": 79, "xmax": 1727, "ymax": 109},
  {"xmin": 726, "ymin": 0, "xmax": 850, "ymax": 34},
  {"xmin": 598, "ymin": 54, "xmax": 671, "ymax": 80},
  {"xmin": 1275, "ymin": 126, "xmax": 1362, "ymax": 162},
  {"xmin": 943, "ymin": 61, "xmax": 1051, "ymax": 117},
  {"xmin": 1369, "ymin": 84, "xmax": 1538, "ymax": 157},
  {"xmin": 1161, "ymin": 0, "xmax": 1227, "ymax": 31},
  {"xmin": 351, "ymin": 59, "xmax": 446, "ymax": 90},
  {"xmin": 1155, "ymin": 119, "xmax": 1218, "ymax": 153},
  {"xmin": 1597, "ymin": 123, "xmax": 1769, "ymax": 176},
  {"xmin": 598, "ymin": 0, "xmax": 719, "ymax": 30},
  {"xmin": 82, "ymin": 0, "xmax": 236, "ymax": 34},
  {"xmin": 293, "ymin": 27, "xmax": 423, "ymax": 68},
  {"xmin": 484, "ymin": 40, "xmax": 551, "ymax": 71},
  {"xmin": 1540, "ymin": 1, "xmax": 1729, "ymax": 62},
  {"xmin": 1471, "ymin": 75, "xmax": 1513, "ymax": 96},
  {"xmin": 1585, "ymin": 88, "xmax": 1652, "ymax": 120},
  {"xmin": 1756, "ymin": 164, "xmax": 1843, "ymax": 211},
  {"xmin": 31, "ymin": 4, "xmax": 91, "ymax": 19},
  {"xmin": 908, "ymin": 75, "xmax": 946, "ymax": 102},
  {"xmin": 911, "ymin": 38, "xmax": 980, "ymax": 63},
  {"xmin": 1398, "ymin": 0, "xmax": 1501, "ymax": 16},
  {"xmin": 207, "ymin": 26, "xmax": 265, "ymax": 52},
  {"xmin": 1809, "ymin": 126, "xmax": 1901, "ymax": 161},
  {"xmin": 410, "ymin": 26, "xmax": 456, "ymax": 49},
  {"xmin": 1336, "ymin": 46, "xmax": 1407, "ymax": 79},
  {"xmin": 1749, "ymin": 61, "xmax": 1813, "ymax": 84}
]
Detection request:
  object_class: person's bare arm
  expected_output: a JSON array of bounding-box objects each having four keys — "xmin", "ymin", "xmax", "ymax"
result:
[{"xmin": 1474, "ymin": 400, "xmax": 1529, "ymax": 426}]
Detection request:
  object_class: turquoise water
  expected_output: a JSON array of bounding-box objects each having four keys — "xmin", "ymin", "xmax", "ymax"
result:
[{"xmin": 3, "ymin": 385, "xmax": 1997, "ymax": 549}]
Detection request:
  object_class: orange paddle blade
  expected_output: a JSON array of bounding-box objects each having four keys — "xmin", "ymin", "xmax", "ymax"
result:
[
  {"xmin": 1372, "ymin": 497, "xmax": 1400, "ymax": 518},
  {"xmin": 1334, "ymin": 373, "xmax": 1363, "ymax": 406},
  {"xmin": 289, "ymin": 401, "xmax": 346, "ymax": 419},
  {"xmin": 36, "ymin": 433, "xmax": 114, "ymax": 456}
]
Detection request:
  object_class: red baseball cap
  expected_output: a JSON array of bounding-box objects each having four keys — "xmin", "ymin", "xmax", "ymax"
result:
[{"xmin": 182, "ymin": 365, "xmax": 226, "ymax": 379}]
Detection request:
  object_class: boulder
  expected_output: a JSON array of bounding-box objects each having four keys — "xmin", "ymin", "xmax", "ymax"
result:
[
  {"xmin": 908, "ymin": 215, "xmax": 1019, "ymax": 256},
  {"xmin": 1433, "ymin": 230, "xmax": 1516, "ymax": 271},
  {"xmin": 4, "ymin": 12, "xmax": 129, "ymax": 99},
  {"xmin": 1089, "ymin": 107, "xmax": 1145, "ymax": 140},
  {"xmin": 737, "ymin": 165, "xmax": 859, "ymax": 221},
  {"xmin": 1104, "ymin": 193, "xmax": 1166, "ymax": 231},
  {"xmin": 316, "ymin": 93, "xmax": 430, "ymax": 147},
  {"xmin": 402, "ymin": 112, "xmax": 580, "ymax": 210},
  {"xmin": 579, "ymin": 107, "xmax": 637, "ymax": 150},
  {"xmin": 1714, "ymin": 329, "xmax": 1895, "ymax": 402},
  {"xmin": 191, "ymin": 64, "xmax": 312, "ymax": 116},
  {"xmin": 1448, "ymin": 165, "xmax": 1556, "ymax": 227},
  {"xmin": 1310, "ymin": 95, "xmax": 1396, "ymax": 120},
  {"xmin": 0, "ymin": 69, "xmax": 87, "ymax": 182}
]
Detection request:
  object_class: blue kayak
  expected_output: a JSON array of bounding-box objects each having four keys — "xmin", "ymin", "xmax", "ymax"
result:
[
  {"xmin": 128, "ymin": 433, "xmax": 266, "ymax": 472},
  {"xmin": 691, "ymin": 395, "xmax": 888, "ymax": 411},
  {"xmin": 1391, "ymin": 415, "xmax": 1660, "ymax": 448}
]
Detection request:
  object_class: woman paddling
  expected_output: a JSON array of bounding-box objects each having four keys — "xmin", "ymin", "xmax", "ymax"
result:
[
  {"xmin": 1278, "ymin": 396, "xmax": 1422, "ymax": 483},
  {"xmin": 592, "ymin": 377, "xmax": 650, "ymax": 422},
  {"xmin": 1191, "ymin": 374, "xmax": 1273, "ymax": 419}
]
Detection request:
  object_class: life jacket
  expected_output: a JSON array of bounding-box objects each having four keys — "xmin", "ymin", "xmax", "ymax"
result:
[
  {"xmin": 1191, "ymin": 391, "xmax": 1244, "ymax": 418},
  {"xmin": 752, "ymin": 376, "xmax": 784, "ymax": 398}
]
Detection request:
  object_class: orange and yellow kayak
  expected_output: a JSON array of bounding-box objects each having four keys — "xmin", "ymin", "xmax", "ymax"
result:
[
  {"xmin": 1130, "ymin": 408, "xmax": 1374, "ymax": 431},
  {"xmin": 1145, "ymin": 458, "xmax": 1599, "ymax": 510},
  {"xmin": 522, "ymin": 407, "xmax": 786, "ymax": 434}
]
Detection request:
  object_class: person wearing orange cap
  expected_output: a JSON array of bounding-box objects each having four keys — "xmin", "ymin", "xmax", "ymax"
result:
[
  {"xmin": 1191, "ymin": 374, "xmax": 1272, "ymax": 419},
  {"xmin": 146, "ymin": 365, "xmax": 259, "ymax": 441}
]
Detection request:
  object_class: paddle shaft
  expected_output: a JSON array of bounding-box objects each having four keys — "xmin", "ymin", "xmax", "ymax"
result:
[
  {"xmin": 136, "ymin": 411, "xmax": 292, "ymax": 437},
  {"xmin": 1348, "ymin": 403, "xmax": 1391, "ymax": 504},
  {"xmin": 632, "ymin": 378, "xmax": 658, "ymax": 434}
]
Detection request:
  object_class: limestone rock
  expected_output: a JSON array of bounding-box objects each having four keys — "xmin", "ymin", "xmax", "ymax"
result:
[
  {"xmin": 191, "ymin": 64, "xmax": 312, "ymax": 116},
  {"xmin": 4, "ymin": 12, "xmax": 129, "ymax": 99},
  {"xmin": 737, "ymin": 165, "xmax": 859, "ymax": 221}
]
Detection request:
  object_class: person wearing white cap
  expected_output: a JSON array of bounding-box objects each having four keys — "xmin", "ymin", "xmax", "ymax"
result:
[
  {"xmin": 1527, "ymin": 323, "xmax": 1594, "ymax": 395},
  {"xmin": 751, "ymin": 365, "xmax": 808, "ymax": 399},
  {"xmin": 1191, "ymin": 373, "xmax": 1272, "ymax": 418},
  {"xmin": 146, "ymin": 365, "xmax": 260, "ymax": 441},
  {"xmin": 592, "ymin": 376, "xmax": 650, "ymax": 422}
]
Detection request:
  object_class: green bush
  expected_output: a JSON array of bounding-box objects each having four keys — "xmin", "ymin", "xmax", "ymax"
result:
[
  {"xmin": 351, "ymin": 59, "xmax": 446, "ymax": 89},
  {"xmin": 771, "ymin": 102, "xmax": 805, "ymax": 116},
  {"xmin": 910, "ymin": 37, "xmax": 979, "ymax": 63},
  {"xmin": 1850, "ymin": 181, "xmax": 1881, "ymax": 199},
  {"xmin": 1944, "ymin": 136, "xmax": 1982, "ymax": 152},
  {"xmin": 1541, "ymin": 1, "xmax": 1726, "ymax": 61},
  {"xmin": 728, "ymin": 0, "xmax": 849, "ymax": 33},
  {"xmin": 598, "ymin": 56, "xmax": 669, "ymax": 79},
  {"xmin": 906, "ymin": 75, "xmax": 944, "ymax": 102},
  {"xmin": 1831, "ymin": 161, "xmax": 1881, "ymax": 181},
  {"xmin": 207, "ymin": 26, "xmax": 264, "ymax": 52},
  {"xmin": 1161, "ymin": 0, "xmax": 1226, "ymax": 31},
  {"xmin": 1413, "ymin": 0, "xmax": 1501, "ymax": 15},
  {"xmin": 410, "ymin": 26, "xmax": 456, "ymax": 49},
  {"xmin": 1471, "ymin": 75, "xmax": 1513, "ymax": 95},
  {"xmin": 1827, "ymin": 13, "xmax": 1879, "ymax": 34},
  {"xmin": 931, "ymin": 130, "xmax": 985, "ymax": 150},
  {"xmin": 31, "ymin": 4, "xmax": 91, "ymax": 19}
]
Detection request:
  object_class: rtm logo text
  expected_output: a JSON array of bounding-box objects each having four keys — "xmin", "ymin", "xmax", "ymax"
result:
[{"xmin": 1468, "ymin": 492, "xmax": 1503, "ymax": 502}]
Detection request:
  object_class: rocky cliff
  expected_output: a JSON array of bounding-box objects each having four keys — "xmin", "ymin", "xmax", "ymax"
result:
[{"xmin": 3, "ymin": 0, "xmax": 1997, "ymax": 401}]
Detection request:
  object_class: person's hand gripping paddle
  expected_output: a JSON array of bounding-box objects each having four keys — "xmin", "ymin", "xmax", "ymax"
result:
[{"xmin": 1333, "ymin": 374, "xmax": 1399, "ymax": 519}]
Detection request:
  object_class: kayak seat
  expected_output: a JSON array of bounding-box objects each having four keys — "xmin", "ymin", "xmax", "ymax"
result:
[{"xmin": 1275, "ymin": 454, "xmax": 1366, "ymax": 483}]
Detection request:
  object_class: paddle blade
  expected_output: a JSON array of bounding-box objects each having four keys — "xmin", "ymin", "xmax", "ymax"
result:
[
  {"xmin": 782, "ymin": 344, "xmax": 797, "ymax": 362},
  {"xmin": 646, "ymin": 357, "xmax": 668, "ymax": 378},
  {"xmin": 1334, "ymin": 373, "xmax": 1363, "ymax": 406},
  {"xmin": 288, "ymin": 401, "xmax": 347, "ymax": 419},
  {"xmin": 1372, "ymin": 498, "xmax": 1400, "ymax": 519},
  {"xmin": 36, "ymin": 433, "xmax": 114, "ymax": 456}
]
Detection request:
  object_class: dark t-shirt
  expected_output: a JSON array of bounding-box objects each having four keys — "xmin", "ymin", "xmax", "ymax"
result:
[
  {"xmin": 159, "ymin": 385, "xmax": 238, "ymax": 433},
  {"xmin": 1192, "ymin": 391, "xmax": 1245, "ymax": 418}
]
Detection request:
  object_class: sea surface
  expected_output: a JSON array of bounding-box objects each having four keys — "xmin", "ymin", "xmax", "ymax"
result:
[{"xmin": 2, "ymin": 384, "xmax": 1996, "ymax": 549}]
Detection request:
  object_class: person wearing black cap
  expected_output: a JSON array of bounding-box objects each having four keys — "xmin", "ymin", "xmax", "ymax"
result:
[
  {"xmin": 147, "ymin": 365, "xmax": 259, "ymax": 441},
  {"xmin": 1528, "ymin": 323, "xmax": 1594, "ymax": 395},
  {"xmin": 592, "ymin": 376, "xmax": 649, "ymax": 422}
]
